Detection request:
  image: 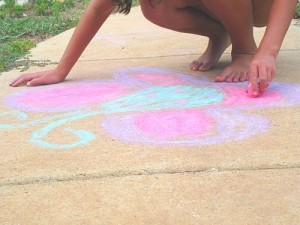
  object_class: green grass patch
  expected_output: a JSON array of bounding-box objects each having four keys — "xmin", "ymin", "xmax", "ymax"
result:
[
  {"xmin": 132, "ymin": 0, "xmax": 139, "ymax": 6},
  {"xmin": 295, "ymin": 1, "xmax": 300, "ymax": 18},
  {"xmin": 0, "ymin": 0, "xmax": 89, "ymax": 73},
  {"xmin": 0, "ymin": 39, "xmax": 35, "ymax": 71},
  {"xmin": 0, "ymin": 0, "xmax": 140, "ymax": 74}
]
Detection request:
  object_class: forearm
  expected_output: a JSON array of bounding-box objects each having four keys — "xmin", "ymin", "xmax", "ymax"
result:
[
  {"xmin": 56, "ymin": 0, "xmax": 116, "ymax": 77},
  {"xmin": 258, "ymin": 0, "xmax": 297, "ymax": 57}
]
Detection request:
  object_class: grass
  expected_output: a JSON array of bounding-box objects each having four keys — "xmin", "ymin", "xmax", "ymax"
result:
[
  {"xmin": 0, "ymin": 0, "xmax": 139, "ymax": 74},
  {"xmin": 0, "ymin": 15, "xmax": 80, "ymax": 71},
  {"xmin": 295, "ymin": 1, "xmax": 300, "ymax": 18},
  {"xmin": 0, "ymin": 0, "xmax": 92, "ymax": 73}
]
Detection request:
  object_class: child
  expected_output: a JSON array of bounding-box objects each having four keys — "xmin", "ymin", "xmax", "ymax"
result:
[{"xmin": 10, "ymin": 0, "xmax": 297, "ymax": 97}]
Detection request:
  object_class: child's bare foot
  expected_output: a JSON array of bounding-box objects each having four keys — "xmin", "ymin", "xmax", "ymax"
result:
[
  {"xmin": 215, "ymin": 53, "xmax": 254, "ymax": 82},
  {"xmin": 190, "ymin": 35, "xmax": 231, "ymax": 72}
]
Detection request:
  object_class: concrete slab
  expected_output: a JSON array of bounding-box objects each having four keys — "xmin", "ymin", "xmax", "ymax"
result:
[
  {"xmin": 1, "ymin": 62, "xmax": 300, "ymax": 184},
  {"xmin": 1, "ymin": 169, "xmax": 300, "ymax": 225},
  {"xmin": 0, "ymin": 6, "xmax": 300, "ymax": 224}
]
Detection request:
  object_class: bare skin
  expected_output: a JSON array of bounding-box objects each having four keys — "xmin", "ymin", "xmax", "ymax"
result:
[
  {"xmin": 190, "ymin": 35, "xmax": 231, "ymax": 72},
  {"xmin": 196, "ymin": 0, "xmax": 267, "ymax": 83},
  {"xmin": 140, "ymin": 0, "xmax": 296, "ymax": 92},
  {"xmin": 10, "ymin": 0, "xmax": 296, "ymax": 96},
  {"xmin": 140, "ymin": 0, "xmax": 268, "ymax": 83}
]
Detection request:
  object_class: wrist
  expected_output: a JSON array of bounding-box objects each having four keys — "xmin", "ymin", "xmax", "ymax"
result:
[
  {"xmin": 55, "ymin": 65, "xmax": 70, "ymax": 79},
  {"xmin": 256, "ymin": 47, "xmax": 279, "ymax": 59}
]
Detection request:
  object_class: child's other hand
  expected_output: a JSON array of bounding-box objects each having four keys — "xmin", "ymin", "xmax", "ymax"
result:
[
  {"xmin": 9, "ymin": 68, "xmax": 66, "ymax": 87},
  {"xmin": 249, "ymin": 51, "xmax": 276, "ymax": 95}
]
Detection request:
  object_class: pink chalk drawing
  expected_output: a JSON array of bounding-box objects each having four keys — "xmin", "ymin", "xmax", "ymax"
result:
[
  {"xmin": 1, "ymin": 67, "xmax": 300, "ymax": 149},
  {"xmin": 5, "ymin": 81, "xmax": 129, "ymax": 112},
  {"xmin": 133, "ymin": 109, "xmax": 214, "ymax": 140}
]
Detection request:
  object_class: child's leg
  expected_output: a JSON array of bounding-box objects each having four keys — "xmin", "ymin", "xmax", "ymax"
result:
[
  {"xmin": 252, "ymin": 0, "xmax": 273, "ymax": 27},
  {"xmin": 139, "ymin": 0, "xmax": 231, "ymax": 72},
  {"xmin": 198, "ymin": 0, "xmax": 256, "ymax": 82},
  {"xmin": 140, "ymin": 0, "xmax": 273, "ymax": 83},
  {"xmin": 201, "ymin": 0, "xmax": 273, "ymax": 82}
]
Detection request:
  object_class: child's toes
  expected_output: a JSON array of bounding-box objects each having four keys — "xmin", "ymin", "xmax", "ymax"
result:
[
  {"xmin": 198, "ymin": 63, "xmax": 211, "ymax": 72},
  {"xmin": 225, "ymin": 73, "xmax": 235, "ymax": 82},
  {"xmin": 239, "ymin": 72, "xmax": 248, "ymax": 82},
  {"xmin": 232, "ymin": 72, "xmax": 248, "ymax": 83},
  {"xmin": 215, "ymin": 74, "xmax": 226, "ymax": 82},
  {"xmin": 233, "ymin": 75, "xmax": 239, "ymax": 82},
  {"xmin": 190, "ymin": 61, "xmax": 202, "ymax": 71}
]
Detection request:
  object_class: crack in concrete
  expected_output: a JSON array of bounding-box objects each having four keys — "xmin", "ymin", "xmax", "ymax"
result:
[{"xmin": 1, "ymin": 164, "xmax": 300, "ymax": 188}]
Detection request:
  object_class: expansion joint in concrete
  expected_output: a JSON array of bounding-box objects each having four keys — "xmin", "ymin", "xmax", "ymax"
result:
[{"xmin": 1, "ymin": 163, "xmax": 300, "ymax": 188}]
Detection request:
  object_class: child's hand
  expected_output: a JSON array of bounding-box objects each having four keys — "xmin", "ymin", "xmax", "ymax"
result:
[
  {"xmin": 249, "ymin": 51, "xmax": 276, "ymax": 96},
  {"xmin": 9, "ymin": 68, "xmax": 66, "ymax": 87}
]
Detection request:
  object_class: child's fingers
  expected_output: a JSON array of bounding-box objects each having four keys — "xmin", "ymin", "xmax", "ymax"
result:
[
  {"xmin": 27, "ymin": 76, "xmax": 63, "ymax": 87},
  {"xmin": 10, "ymin": 74, "xmax": 38, "ymax": 87},
  {"xmin": 258, "ymin": 67, "xmax": 268, "ymax": 91},
  {"xmin": 249, "ymin": 64, "xmax": 259, "ymax": 96},
  {"xmin": 27, "ymin": 77, "xmax": 49, "ymax": 87},
  {"xmin": 9, "ymin": 74, "xmax": 28, "ymax": 86},
  {"xmin": 260, "ymin": 66, "xmax": 275, "ymax": 91},
  {"xmin": 268, "ymin": 67, "xmax": 275, "ymax": 86}
]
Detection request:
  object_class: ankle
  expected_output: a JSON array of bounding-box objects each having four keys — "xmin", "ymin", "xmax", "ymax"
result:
[
  {"xmin": 231, "ymin": 48, "xmax": 257, "ymax": 56},
  {"xmin": 231, "ymin": 43, "xmax": 257, "ymax": 56}
]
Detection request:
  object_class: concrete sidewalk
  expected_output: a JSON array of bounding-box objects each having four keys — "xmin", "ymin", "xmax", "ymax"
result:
[{"xmin": 1, "ymin": 6, "xmax": 300, "ymax": 225}]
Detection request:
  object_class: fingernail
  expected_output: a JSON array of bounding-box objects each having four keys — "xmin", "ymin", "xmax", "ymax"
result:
[
  {"xmin": 253, "ymin": 91, "xmax": 258, "ymax": 96},
  {"xmin": 27, "ymin": 82, "xmax": 31, "ymax": 86}
]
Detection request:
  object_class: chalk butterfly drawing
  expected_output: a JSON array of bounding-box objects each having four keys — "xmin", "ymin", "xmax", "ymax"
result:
[{"xmin": 1, "ymin": 67, "xmax": 300, "ymax": 149}]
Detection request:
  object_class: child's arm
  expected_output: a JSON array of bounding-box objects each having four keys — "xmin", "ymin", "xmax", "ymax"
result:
[
  {"xmin": 10, "ymin": 0, "xmax": 116, "ymax": 87},
  {"xmin": 249, "ymin": 0, "xmax": 297, "ymax": 94}
]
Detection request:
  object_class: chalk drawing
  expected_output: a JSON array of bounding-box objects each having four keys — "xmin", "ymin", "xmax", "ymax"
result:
[
  {"xmin": 1, "ymin": 67, "xmax": 300, "ymax": 149},
  {"xmin": 4, "ymin": 81, "xmax": 129, "ymax": 112},
  {"xmin": 0, "ymin": 110, "xmax": 100, "ymax": 149},
  {"xmin": 100, "ymin": 85, "xmax": 224, "ymax": 113},
  {"xmin": 102, "ymin": 108, "xmax": 270, "ymax": 145}
]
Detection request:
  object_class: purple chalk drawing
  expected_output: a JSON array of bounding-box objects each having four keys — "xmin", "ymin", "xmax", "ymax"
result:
[
  {"xmin": 1, "ymin": 67, "xmax": 300, "ymax": 149},
  {"xmin": 102, "ymin": 108, "xmax": 270, "ymax": 145}
]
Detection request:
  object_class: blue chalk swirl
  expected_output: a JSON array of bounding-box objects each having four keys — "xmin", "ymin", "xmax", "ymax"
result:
[
  {"xmin": 100, "ymin": 85, "xmax": 224, "ymax": 113},
  {"xmin": 0, "ymin": 111, "xmax": 99, "ymax": 150}
]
